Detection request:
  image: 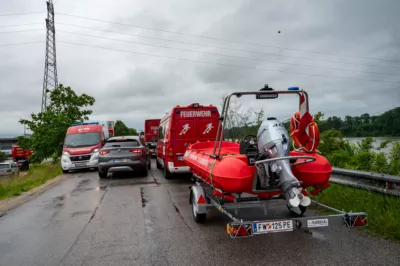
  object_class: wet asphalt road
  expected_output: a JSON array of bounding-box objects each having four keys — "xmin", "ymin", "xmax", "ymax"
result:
[{"xmin": 0, "ymin": 159, "xmax": 399, "ymax": 266}]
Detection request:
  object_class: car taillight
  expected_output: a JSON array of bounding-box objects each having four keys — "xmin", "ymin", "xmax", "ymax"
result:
[
  {"xmin": 168, "ymin": 147, "xmax": 173, "ymax": 156},
  {"xmin": 130, "ymin": 148, "xmax": 143, "ymax": 153},
  {"xmin": 99, "ymin": 150, "xmax": 110, "ymax": 155}
]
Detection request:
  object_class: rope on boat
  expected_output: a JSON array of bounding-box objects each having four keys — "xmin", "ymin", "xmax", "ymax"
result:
[{"xmin": 209, "ymin": 159, "xmax": 217, "ymax": 187}]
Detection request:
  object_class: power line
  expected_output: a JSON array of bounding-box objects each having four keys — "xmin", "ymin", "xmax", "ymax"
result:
[
  {"xmin": 0, "ymin": 22, "xmax": 43, "ymax": 27},
  {"xmin": 56, "ymin": 22, "xmax": 400, "ymax": 70},
  {"xmin": 58, "ymin": 40, "xmax": 400, "ymax": 84},
  {"xmin": 58, "ymin": 30, "xmax": 399, "ymax": 77},
  {"xmin": 0, "ymin": 29, "xmax": 43, "ymax": 34},
  {"xmin": 0, "ymin": 12, "xmax": 44, "ymax": 17},
  {"xmin": 55, "ymin": 12, "xmax": 400, "ymax": 64},
  {"xmin": 0, "ymin": 41, "xmax": 44, "ymax": 47}
]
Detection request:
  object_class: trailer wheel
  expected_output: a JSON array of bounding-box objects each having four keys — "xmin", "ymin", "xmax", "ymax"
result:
[
  {"xmin": 287, "ymin": 205, "xmax": 307, "ymax": 217},
  {"xmin": 191, "ymin": 193, "xmax": 206, "ymax": 223}
]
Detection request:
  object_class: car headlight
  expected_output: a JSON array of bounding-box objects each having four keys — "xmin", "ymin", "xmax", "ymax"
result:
[
  {"xmin": 63, "ymin": 151, "xmax": 70, "ymax": 157},
  {"xmin": 91, "ymin": 149, "xmax": 99, "ymax": 154}
]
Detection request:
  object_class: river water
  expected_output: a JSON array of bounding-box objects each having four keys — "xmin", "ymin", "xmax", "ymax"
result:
[{"xmin": 345, "ymin": 137, "xmax": 400, "ymax": 155}]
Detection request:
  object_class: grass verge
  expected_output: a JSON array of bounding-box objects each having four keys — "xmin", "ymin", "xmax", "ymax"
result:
[
  {"xmin": 312, "ymin": 183, "xmax": 400, "ymax": 242},
  {"xmin": 0, "ymin": 162, "xmax": 62, "ymax": 201}
]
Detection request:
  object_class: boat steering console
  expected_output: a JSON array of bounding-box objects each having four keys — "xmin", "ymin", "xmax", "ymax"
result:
[{"xmin": 239, "ymin": 134, "xmax": 259, "ymax": 165}]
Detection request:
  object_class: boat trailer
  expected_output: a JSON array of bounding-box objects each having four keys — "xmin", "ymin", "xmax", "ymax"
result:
[{"xmin": 189, "ymin": 175, "xmax": 368, "ymax": 239}]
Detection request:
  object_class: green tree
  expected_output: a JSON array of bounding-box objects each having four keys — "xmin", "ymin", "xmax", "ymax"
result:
[
  {"xmin": 253, "ymin": 108, "xmax": 265, "ymax": 127},
  {"xmin": 0, "ymin": 152, "xmax": 6, "ymax": 162},
  {"xmin": 18, "ymin": 84, "xmax": 95, "ymax": 164},
  {"xmin": 16, "ymin": 135, "xmax": 31, "ymax": 149},
  {"xmin": 114, "ymin": 120, "xmax": 130, "ymax": 136},
  {"xmin": 129, "ymin": 128, "xmax": 138, "ymax": 135},
  {"xmin": 313, "ymin": 111, "xmax": 324, "ymax": 124}
]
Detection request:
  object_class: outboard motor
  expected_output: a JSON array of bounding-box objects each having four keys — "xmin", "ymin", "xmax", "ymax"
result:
[{"xmin": 256, "ymin": 117, "xmax": 311, "ymax": 208}]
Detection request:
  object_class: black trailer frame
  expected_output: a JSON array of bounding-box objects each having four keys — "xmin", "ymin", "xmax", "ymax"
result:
[{"xmin": 189, "ymin": 175, "xmax": 368, "ymax": 238}]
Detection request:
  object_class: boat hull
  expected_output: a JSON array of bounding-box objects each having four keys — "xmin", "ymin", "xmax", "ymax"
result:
[{"xmin": 183, "ymin": 141, "xmax": 332, "ymax": 196}]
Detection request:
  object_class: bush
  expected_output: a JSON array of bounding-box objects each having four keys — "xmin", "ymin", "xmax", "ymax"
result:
[
  {"xmin": 318, "ymin": 129, "xmax": 400, "ymax": 176},
  {"xmin": 387, "ymin": 142, "xmax": 400, "ymax": 175}
]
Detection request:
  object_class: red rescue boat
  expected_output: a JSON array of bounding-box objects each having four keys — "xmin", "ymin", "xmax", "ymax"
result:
[
  {"xmin": 184, "ymin": 142, "xmax": 331, "ymax": 196},
  {"xmin": 184, "ymin": 86, "xmax": 332, "ymax": 208}
]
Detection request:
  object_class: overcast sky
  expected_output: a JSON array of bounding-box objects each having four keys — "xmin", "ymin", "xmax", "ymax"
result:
[{"xmin": 0, "ymin": 0, "xmax": 399, "ymax": 137}]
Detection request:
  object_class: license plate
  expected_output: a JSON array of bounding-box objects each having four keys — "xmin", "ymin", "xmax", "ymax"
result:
[
  {"xmin": 253, "ymin": 220, "xmax": 293, "ymax": 234},
  {"xmin": 112, "ymin": 159, "xmax": 128, "ymax": 163},
  {"xmin": 74, "ymin": 162, "xmax": 86, "ymax": 167},
  {"xmin": 177, "ymin": 156, "xmax": 183, "ymax": 161}
]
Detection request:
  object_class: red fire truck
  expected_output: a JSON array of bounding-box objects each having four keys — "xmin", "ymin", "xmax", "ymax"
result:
[
  {"xmin": 144, "ymin": 119, "xmax": 161, "ymax": 157},
  {"xmin": 144, "ymin": 119, "xmax": 161, "ymax": 143},
  {"xmin": 156, "ymin": 103, "xmax": 220, "ymax": 179},
  {"xmin": 12, "ymin": 145, "xmax": 33, "ymax": 171},
  {"xmin": 107, "ymin": 121, "xmax": 115, "ymax": 137},
  {"xmin": 61, "ymin": 122, "xmax": 110, "ymax": 173}
]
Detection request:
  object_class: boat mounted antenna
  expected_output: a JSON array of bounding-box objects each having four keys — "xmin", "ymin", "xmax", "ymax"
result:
[
  {"xmin": 260, "ymin": 84, "xmax": 273, "ymax": 91},
  {"xmin": 256, "ymin": 84, "xmax": 278, "ymax": 99}
]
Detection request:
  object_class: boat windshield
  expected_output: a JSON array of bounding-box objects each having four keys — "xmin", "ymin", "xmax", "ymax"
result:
[{"xmin": 64, "ymin": 132, "xmax": 100, "ymax": 148}]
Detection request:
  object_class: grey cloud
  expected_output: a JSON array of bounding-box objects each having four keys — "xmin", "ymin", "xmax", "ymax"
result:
[{"xmin": 1, "ymin": 0, "xmax": 399, "ymax": 135}]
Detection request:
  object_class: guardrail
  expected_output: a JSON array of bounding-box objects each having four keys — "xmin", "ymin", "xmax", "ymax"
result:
[{"xmin": 330, "ymin": 168, "xmax": 400, "ymax": 197}]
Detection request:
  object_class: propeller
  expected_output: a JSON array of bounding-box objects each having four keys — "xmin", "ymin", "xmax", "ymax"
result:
[{"xmin": 286, "ymin": 187, "xmax": 311, "ymax": 208}]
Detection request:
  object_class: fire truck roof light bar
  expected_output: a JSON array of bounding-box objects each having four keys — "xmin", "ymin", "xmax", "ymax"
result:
[{"xmin": 71, "ymin": 122, "xmax": 100, "ymax": 126}]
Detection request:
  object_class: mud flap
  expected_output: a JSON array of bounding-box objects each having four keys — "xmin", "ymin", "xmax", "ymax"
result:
[{"xmin": 190, "ymin": 185, "xmax": 208, "ymax": 214}]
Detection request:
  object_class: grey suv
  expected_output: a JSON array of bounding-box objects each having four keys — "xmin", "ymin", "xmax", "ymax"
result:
[{"xmin": 98, "ymin": 136, "xmax": 151, "ymax": 179}]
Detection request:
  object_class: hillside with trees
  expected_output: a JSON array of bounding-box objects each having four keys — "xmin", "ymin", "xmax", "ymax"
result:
[
  {"xmin": 316, "ymin": 107, "xmax": 400, "ymax": 137},
  {"xmin": 221, "ymin": 103, "xmax": 400, "ymax": 139}
]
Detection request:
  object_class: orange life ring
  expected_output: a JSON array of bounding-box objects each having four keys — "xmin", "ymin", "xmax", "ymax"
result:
[{"xmin": 290, "ymin": 111, "xmax": 320, "ymax": 153}]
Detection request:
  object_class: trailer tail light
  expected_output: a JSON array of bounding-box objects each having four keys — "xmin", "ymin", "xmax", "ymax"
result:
[
  {"xmin": 345, "ymin": 214, "xmax": 368, "ymax": 227},
  {"xmin": 353, "ymin": 215, "xmax": 368, "ymax": 227},
  {"xmin": 226, "ymin": 224, "xmax": 251, "ymax": 237},
  {"xmin": 99, "ymin": 150, "xmax": 110, "ymax": 155}
]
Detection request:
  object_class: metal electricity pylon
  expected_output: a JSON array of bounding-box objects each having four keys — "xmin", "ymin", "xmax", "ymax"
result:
[{"xmin": 41, "ymin": 0, "xmax": 58, "ymax": 113}]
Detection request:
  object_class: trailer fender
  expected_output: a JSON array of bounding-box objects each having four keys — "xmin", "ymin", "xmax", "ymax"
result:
[{"xmin": 190, "ymin": 185, "xmax": 208, "ymax": 215}]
